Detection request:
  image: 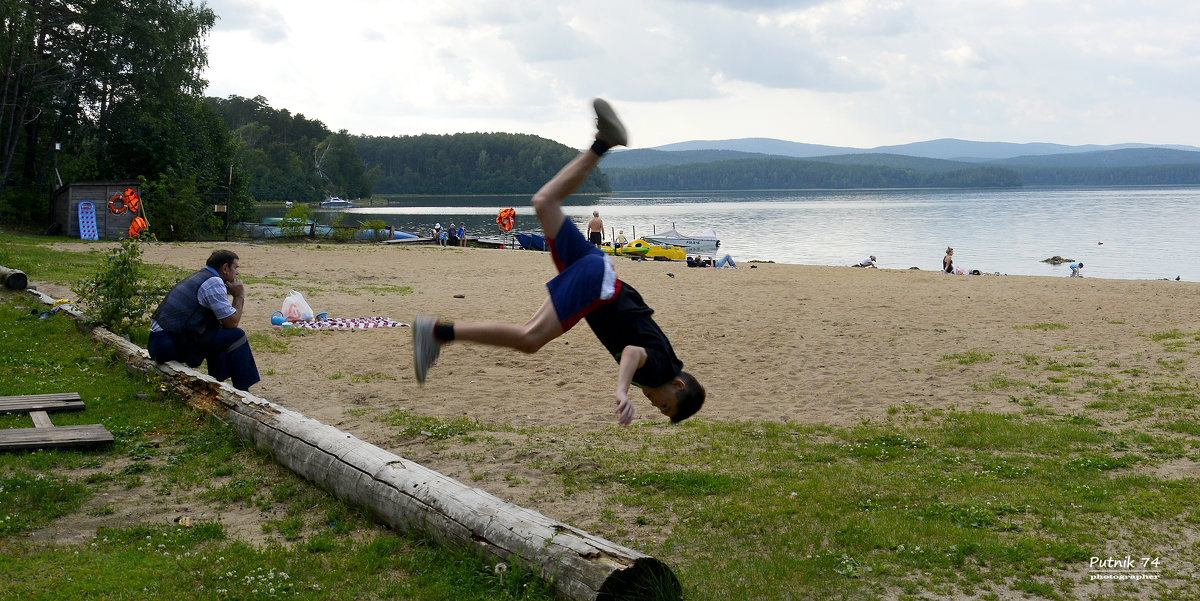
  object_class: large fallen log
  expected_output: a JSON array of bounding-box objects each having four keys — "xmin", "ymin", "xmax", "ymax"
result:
[
  {"xmin": 27, "ymin": 288, "xmax": 681, "ymax": 601},
  {"xmin": 1, "ymin": 265, "xmax": 28, "ymax": 290}
]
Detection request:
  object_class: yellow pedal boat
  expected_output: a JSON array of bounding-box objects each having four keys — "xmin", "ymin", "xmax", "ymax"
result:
[{"xmin": 604, "ymin": 239, "xmax": 686, "ymax": 260}]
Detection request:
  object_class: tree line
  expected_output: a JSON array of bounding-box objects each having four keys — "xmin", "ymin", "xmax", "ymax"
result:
[
  {"xmin": 355, "ymin": 132, "xmax": 608, "ymax": 195},
  {"xmin": 205, "ymin": 95, "xmax": 372, "ymax": 203},
  {"xmin": 603, "ymin": 159, "xmax": 1023, "ymax": 190},
  {"xmin": 1, "ymin": 0, "xmax": 249, "ymax": 239},
  {"xmin": 1011, "ymin": 164, "xmax": 1200, "ymax": 186}
]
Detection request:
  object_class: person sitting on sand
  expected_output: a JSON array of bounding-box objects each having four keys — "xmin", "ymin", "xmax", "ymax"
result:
[
  {"xmin": 412, "ymin": 99, "xmax": 704, "ymax": 426},
  {"xmin": 943, "ymin": 247, "xmax": 955, "ymax": 274},
  {"xmin": 856, "ymin": 255, "xmax": 877, "ymax": 268},
  {"xmin": 1070, "ymin": 261, "xmax": 1084, "ymax": 277}
]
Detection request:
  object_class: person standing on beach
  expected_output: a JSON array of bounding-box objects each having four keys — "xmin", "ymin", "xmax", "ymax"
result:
[
  {"xmin": 412, "ymin": 99, "xmax": 705, "ymax": 426},
  {"xmin": 457, "ymin": 223, "xmax": 466, "ymax": 246},
  {"xmin": 587, "ymin": 211, "xmax": 604, "ymax": 247},
  {"xmin": 943, "ymin": 247, "xmax": 955, "ymax": 274},
  {"xmin": 147, "ymin": 250, "xmax": 260, "ymax": 391},
  {"xmin": 1070, "ymin": 261, "xmax": 1084, "ymax": 277}
]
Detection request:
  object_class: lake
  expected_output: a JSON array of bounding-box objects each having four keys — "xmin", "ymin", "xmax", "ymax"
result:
[{"xmin": 258, "ymin": 187, "xmax": 1200, "ymax": 281}]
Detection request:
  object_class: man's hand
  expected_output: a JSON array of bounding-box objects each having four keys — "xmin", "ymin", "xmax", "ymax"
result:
[
  {"xmin": 226, "ymin": 278, "xmax": 245, "ymax": 298},
  {"xmin": 615, "ymin": 391, "xmax": 634, "ymax": 426}
]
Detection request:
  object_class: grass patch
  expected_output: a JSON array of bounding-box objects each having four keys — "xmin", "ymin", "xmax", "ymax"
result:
[
  {"xmin": 939, "ymin": 350, "xmax": 994, "ymax": 365},
  {"xmin": 1014, "ymin": 322, "xmax": 1069, "ymax": 330},
  {"xmin": 381, "ymin": 410, "xmax": 493, "ymax": 440},
  {"xmin": 0, "ymin": 290, "xmax": 553, "ymax": 601}
]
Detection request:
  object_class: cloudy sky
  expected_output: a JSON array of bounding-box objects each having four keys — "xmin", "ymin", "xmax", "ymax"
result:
[{"xmin": 201, "ymin": 0, "xmax": 1200, "ymax": 149}]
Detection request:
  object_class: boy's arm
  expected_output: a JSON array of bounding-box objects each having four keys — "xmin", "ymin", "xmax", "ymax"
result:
[{"xmin": 615, "ymin": 345, "xmax": 647, "ymax": 426}]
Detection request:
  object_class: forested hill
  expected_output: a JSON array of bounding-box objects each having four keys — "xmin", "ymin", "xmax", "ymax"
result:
[
  {"xmin": 355, "ymin": 133, "xmax": 609, "ymax": 195},
  {"xmin": 604, "ymin": 159, "xmax": 1022, "ymax": 191}
]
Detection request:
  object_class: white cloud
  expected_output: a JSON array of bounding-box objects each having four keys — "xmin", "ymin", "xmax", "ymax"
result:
[{"xmin": 201, "ymin": 0, "xmax": 1200, "ymax": 147}]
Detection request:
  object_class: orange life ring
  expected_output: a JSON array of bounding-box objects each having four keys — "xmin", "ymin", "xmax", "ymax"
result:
[
  {"xmin": 496, "ymin": 208, "xmax": 516, "ymax": 232},
  {"xmin": 108, "ymin": 193, "xmax": 127, "ymax": 214}
]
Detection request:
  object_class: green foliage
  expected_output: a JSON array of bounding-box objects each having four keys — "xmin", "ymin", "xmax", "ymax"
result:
[
  {"xmin": 206, "ymin": 95, "xmax": 330, "ymax": 203},
  {"xmin": 70, "ymin": 237, "xmax": 170, "ymax": 335},
  {"xmin": 316, "ymin": 130, "xmax": 372, "ymax": 199},
  {"xmin": 357, "ymin": 132, "xmax": 609, "ymax": 194},
  {"xmin": 280, "ymin": 205, "xmax": 315, "ymax": 237},
  {"xmin": 1015, "ymin": 164, "xmax": 1200, "ymax": 186},
  {"xmin": 138, "ymin": 172, "xmax": 211, "ymax": 241},
  {"xmin": 1, "ymin": 0, "xmax": 240, "ymax": 230}
]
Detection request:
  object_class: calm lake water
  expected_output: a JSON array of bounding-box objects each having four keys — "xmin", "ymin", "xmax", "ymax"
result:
[{"xmin": 259, "ymin": 187, "xmax": 1200, "ymax": 281}]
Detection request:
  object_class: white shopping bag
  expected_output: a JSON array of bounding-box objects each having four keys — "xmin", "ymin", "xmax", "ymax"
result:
[{"xmin": 281, "ymin": 289, "xmax": 314, "ymax": 321}]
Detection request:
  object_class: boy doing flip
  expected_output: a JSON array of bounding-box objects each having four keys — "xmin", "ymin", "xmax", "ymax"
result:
[{"xmin": 413, "ymin": 99, "xmax": 704, "ymax": 425}]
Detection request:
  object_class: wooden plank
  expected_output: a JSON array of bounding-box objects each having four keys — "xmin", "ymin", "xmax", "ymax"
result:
[
  {"xmin": 0, "ymin": 393, "xmax": 85, "ymax": 414},
  {"xmin": 0, "ymin": 424, "xmax": 114, "ymax": 450},
  {"xmin": 29, "ymin": 411, "xmax": 54, "ymax": 428}
]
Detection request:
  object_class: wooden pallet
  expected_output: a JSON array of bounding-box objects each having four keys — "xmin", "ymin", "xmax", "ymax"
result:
[{"xmin": 0, "ymin": 392, "xmax": 114, "ymax": 450}]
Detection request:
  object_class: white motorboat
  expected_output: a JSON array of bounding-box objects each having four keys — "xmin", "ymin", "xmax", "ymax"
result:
[
  {"xmin": 643, "ymin": 228, "xmax": 720, "ymax": 254},
  {"xmin": 319, "ymin": 196, "xmax": 357, "ymax": 208}
]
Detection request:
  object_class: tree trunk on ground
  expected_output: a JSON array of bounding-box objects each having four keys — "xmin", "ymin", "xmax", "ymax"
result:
[{"xmin": 27, "ymin": 288, "xmax": 681, "ymax": 601}]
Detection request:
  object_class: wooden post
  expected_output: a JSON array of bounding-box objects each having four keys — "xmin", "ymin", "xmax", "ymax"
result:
[
  {"xmin": 26, "ymin": 288, "xmax": 681, "ymax": 601},
  {"xmin": 1, "ymin": 265, "xmax": 28, "ymax": 290}
]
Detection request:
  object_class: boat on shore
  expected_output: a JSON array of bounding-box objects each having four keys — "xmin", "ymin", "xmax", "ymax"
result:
[
  {"xmin": 604, "ymin": 239, "xmax": 685, "ymax": 260},
  {"xmin": 643, "ymin": 228, "xmax": 720, "ymax": 254},
  {"xmin": 319, "ymin": 196, "xmax": 357, "ymax": 208},
  {"xmin": 515, "ymin": 232, "xmax": 550, "ymax": 251}
]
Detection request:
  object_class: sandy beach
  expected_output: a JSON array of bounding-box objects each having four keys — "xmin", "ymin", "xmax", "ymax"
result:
[{"xmin": 42, "ymin": 239, "xmax": 1200, "ymax": 529}]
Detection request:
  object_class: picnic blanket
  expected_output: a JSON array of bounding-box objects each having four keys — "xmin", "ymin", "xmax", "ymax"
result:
[{"xmin": 287, "ymin": 317, "xmax": 410, "ymax": 330}]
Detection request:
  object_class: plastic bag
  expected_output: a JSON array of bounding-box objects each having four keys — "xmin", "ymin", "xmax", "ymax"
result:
[{"xmin": 281, "ymin": 290, "xmax": 314, "ymax": 321}]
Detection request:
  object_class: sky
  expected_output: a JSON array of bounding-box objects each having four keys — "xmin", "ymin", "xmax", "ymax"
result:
[{"xmin": 201, "ymin": 0, "xmax": 1200, "ymax": 150}]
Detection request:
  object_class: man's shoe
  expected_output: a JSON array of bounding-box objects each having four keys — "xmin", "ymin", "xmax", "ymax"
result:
[
  {"xmin": 593, "ymin": 98, "xmax": 628, "ymax": 148},
  {"xmin": 412, "ymin": 315, "xmax": 441, "ymax": 384}
]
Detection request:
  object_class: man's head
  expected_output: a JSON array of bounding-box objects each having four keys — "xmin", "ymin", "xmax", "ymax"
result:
[
  {"xmin": 593, "ymin": 211, "xmax": 599, "ymax": 217},
  {"xmin": 206, "ymin": 250, "xmax": 240, "ymax": 282},
  {"xmin": 642, "ymin": 371, "xmax": 705, "ymax": 423}
]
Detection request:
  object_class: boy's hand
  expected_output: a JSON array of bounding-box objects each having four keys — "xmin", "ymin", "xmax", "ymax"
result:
[{"xmin": 615, "ymin": 392, "xmax": 634, "ymax": 426}]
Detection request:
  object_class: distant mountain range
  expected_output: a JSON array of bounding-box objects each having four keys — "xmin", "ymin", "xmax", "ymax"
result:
[
  {"xmin": 600, "ymin": 138, "xmax": 1200, "ymax": 190},
  {"xmin": 639, "ymin": 137, "xmax": 1200, "ymax": 162}
]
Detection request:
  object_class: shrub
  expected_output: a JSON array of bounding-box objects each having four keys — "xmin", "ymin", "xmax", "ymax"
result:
[{"xmin": 71, "ymin": 237, "xmax": 171, "ymax": 335}]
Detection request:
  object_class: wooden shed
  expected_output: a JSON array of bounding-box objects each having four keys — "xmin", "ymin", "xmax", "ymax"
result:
[{"xmin": 52, "ymin": 181, "xmax": 142, "ymax": 240}]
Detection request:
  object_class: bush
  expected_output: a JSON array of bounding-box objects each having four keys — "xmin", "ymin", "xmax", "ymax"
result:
[
  {"xmin": 280, "ymin": 205, "xmax": 314, "ymax": 237},
  {"xmin": 71, "ymin": 237, "xmax": 171, "ymax": 335}
]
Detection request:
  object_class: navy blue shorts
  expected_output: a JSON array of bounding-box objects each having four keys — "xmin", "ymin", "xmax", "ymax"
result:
[{"xmin": 546, "ymin": 217, "xmax": 619, "ymax": 330}]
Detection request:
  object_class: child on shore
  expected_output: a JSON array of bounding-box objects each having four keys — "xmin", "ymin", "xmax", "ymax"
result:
[{"xmin": 413, "ymin": 99, "xmax": 704, "ymax": 425}]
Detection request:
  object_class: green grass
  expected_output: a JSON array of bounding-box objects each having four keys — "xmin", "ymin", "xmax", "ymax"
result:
[
  {"xmin": 361, "ymin": 408, "xmax": 1200, "ymax": 600},
  {"xmin": 1014, "ymin": 323, "xmax": 1070, "ymax": 331},
  {"xmin": 939, "ymin": 350, "xmax": 993, "ymax": 365},
  {"xmin": 0, "ymin": 291, "xmax": 553, "ymax": 601}
]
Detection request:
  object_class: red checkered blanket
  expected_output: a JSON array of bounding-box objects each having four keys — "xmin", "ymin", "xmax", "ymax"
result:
[{"xmin": 287, "ymin": 317, "xmax": 410, "ymax": 330}]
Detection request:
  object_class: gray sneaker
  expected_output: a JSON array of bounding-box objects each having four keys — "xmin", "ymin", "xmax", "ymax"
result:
[
  {"xmin": 412, "ymin": 315, "xmax": 441, "ymax": 384},
  {"xmin": 593, "ymin": 98, "xmax": 628, "ymax": 148}
]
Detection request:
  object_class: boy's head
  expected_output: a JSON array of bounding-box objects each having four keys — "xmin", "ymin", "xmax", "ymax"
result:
[{"xmin": 644, "ymin": 371, "xmax": 705, "ymax": 423}]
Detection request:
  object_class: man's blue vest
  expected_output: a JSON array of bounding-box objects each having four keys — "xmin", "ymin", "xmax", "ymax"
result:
[{"xmin": 152, "ymin": 268, "xmax": 222, "ymax": 343}]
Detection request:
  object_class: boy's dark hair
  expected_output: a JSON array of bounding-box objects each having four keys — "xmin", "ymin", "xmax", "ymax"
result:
[
  {"xmin": 670, "ymin": 371, "xmax": 705, "ymax": 423},
  {"xmin": 206, "ymin": 250, "xmax": 239, "ymax": 271}
]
